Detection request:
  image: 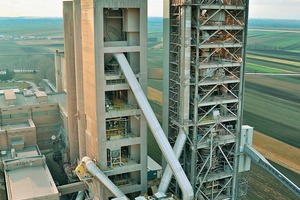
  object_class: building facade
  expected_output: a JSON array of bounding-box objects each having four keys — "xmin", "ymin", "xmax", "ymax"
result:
[{"xmin": 65, "ymin": 0, "xmax": 148, "ymax": 199}]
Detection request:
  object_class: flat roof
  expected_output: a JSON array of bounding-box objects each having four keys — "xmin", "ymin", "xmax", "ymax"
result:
[
  {"xmin": 4, "ymin": 122, "xmax": 30, "ymax": 129},
  {"xmin": 6, "ymin": 164, "xmax": 59, "ymax": 200},
  {"xmin": 0, "ymin": 146, "xmax": 40, "ymax": 166},
  {"xmin": 4, "ymin": 90, "xmax": 16, "ymax": 101},
  {"xmin": 0, "ymin": 92, "xmax": 66, "ymax": 109},
  {"xmin": 35, "ymin": 91, "xmax": 47, "ymax": 98},
  {"xmin": 3, "ymin": 146, "xmax": 59, "ymax": 200}
]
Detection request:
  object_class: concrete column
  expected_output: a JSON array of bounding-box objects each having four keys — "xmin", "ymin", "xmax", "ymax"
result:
[
  {"xmin": 64, "ymin": 1, "xmax": 79, "ymax": 162},
  {"xmin": 73, "ymin": 0, "xmax": 86, "ymax": 159},
  {"xmin": 54, "ymin": 50, "xmax": 63, "ymax": 92}
]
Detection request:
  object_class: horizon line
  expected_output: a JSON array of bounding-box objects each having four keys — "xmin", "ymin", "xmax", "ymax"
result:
[{"xmin": 1, "ymin": 16, "xmax": 300, "ymax": 21}]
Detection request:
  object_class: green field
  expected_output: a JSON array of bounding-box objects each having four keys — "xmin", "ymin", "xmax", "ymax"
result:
[
  {"xmin": 244, "ymin": 28, "xmax": 300, "ymax": 149},
  {"xmin": 0, "ymin": 81, "xmax": 29, "ymax": 90},
  {"xmin": 0, "ymin": 18, "xmax": 63, "ymax": 36},
  {"xmin": 0, "ymin": 18, "xmax": 63, "ymax": 85}
]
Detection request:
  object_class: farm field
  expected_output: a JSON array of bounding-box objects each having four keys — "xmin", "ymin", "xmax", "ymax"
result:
[
  {"xmin": 0, "ymin": 18, "xmax": 63, "ymax": 85},
  {"xmin": 0, "ymin": 81, "xmax": 29, "ymax": 90},
  {"xmin": 0, "ymin": 17, "xmax": 63, "ymax": 36},
  {"xmin": 244, "ymin": 27, "xmax": 300, "ymax": 149}
]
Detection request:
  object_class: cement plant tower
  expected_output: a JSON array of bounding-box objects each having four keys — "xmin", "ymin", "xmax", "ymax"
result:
[
  {"xmin": 63, "ymin": 0, "xmax": 252, "ymax": 199},
  {"xmin": 161, "ymin": 0, "xmax": 250, "ymax": 199},
  {"xmin": 64, "ymin": 0, "xmax": 149, "ymax": 199}
]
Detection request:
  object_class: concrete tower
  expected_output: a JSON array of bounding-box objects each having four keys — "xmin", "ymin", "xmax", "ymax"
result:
[
  {"xmin": 162, "ymin": 0, "xmax": 249, "ymax": 199},
  {"xmin": 67, "ymin": 0, "xmax": 148, "ymax": 199}
]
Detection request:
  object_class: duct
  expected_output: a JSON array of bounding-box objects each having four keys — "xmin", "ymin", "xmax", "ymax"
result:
[
  {"xmin": 75, "ymin": 190, "xmax": 85, "ymax": 200},
  {"xmin": 158, "ymin": 130, "xmax": 187, "ymax": 193},
  {"xmin": 81, "ymin": 157, "xmax": 129, "ymax": 199},
  {"xmin": 114, "ymin": 53, "xmax": 194, "ymax": 200}
]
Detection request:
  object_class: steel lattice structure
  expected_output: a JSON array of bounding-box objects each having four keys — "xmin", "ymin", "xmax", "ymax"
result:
[{"xmin": 163, "ymin": 0, "xmax": 249, "ymax": 199}]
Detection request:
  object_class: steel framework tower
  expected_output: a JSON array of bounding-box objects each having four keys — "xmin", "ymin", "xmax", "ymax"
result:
[{"xmin": 163, "ymin": 0, "xmax": 249, "ymax": 199}]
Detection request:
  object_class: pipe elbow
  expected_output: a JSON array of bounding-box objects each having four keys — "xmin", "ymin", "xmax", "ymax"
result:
[
  {"xmin": 184, "ymin": 188, "xmax": 194, "ymax": 200},
  {"xmin": 81, "ymin": 156, "xmax": 92, "ymax": 164}
]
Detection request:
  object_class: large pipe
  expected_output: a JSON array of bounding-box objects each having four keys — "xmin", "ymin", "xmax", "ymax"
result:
[
  {"xmin": 75, "ymin": 190, "xmax": 85, "ymax": 200},
  {"xmin": 158, "ymin": 130, "xmax": 187, "ymax": 193},
  {"xmin": 81, "ymin": 157, "xmax": 128, "ymax": 199},
  {"xmin": 114, "ymin": 53, "xmax": 194, "ymax": 200}
]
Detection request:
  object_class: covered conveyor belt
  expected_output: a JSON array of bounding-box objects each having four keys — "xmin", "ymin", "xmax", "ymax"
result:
[{"xmin": 244, "ymin": 144, "xmax": 300, "ymax": 198}]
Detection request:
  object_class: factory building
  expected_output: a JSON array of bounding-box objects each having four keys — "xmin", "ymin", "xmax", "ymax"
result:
[
  {"xmin": 0, "ymin": 90, "xmax": 67, "ymax": 152},
  {"xmin": 3, "ymin": 0, "xmax": 299, "ymax": 200},
  {"xmin": 0, "ymin": 90, "xmax": 68, "ymax": 199}
]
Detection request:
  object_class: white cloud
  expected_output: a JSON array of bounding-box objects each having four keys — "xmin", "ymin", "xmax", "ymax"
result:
[
  {"xmin": 249, "ymin": 1, "xmax": 300, "ymax": 19},
  {"xmin": 0, "ymin": 0, "xmax": 63, "ymax": 17},
  {"xmin": 148, "ymin": 0, "xmax": 163, "ymax": 17},
  {"xmin": 0, "ymin": 0, "xmax": 299, "ymax": 19}
]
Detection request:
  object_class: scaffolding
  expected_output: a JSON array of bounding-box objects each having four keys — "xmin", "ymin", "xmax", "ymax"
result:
[
  {"xmin": 166, "ymin": 0, "xmax": 248, "ymax": 199},
  {"xmin": 106, "ymin": 118, "xmax": 129, "ymax": 140}
]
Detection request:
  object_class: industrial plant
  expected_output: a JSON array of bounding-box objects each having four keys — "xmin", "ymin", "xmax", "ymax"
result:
[{"xmin": 0, "ymin": 0, "xmax": 299, "ymax": 200}]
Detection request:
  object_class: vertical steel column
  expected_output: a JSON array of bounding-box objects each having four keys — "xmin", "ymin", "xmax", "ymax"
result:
[
  {"xmin": 191, "ymin": 4, "xmax": 201, "ymax": 190},
  {"xmin": 162, "ymin": 0, "xmax": 171, "ymax": 172},
  {"xmin": 233, "ymin": 0, "xmax": 250, "ymax": 199}
]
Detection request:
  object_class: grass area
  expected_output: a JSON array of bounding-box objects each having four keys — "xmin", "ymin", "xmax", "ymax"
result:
[
  {"xmin": 0, "ymin": 81, "xmax": 30, "ymax": 89},
  {"xmin": 245, "ymin": 75, "xmax": 300, "ymax": 94},
  {"xmin": 246, "ymin": 62, "xmax": 286, "ymax": 73},
  {"xmin": 148, "ymin": 79, "xmax": 163, "ymax": 91},
  {"xmin": 14, "ymin": 73, "xmax": 36, "ymax": 82},
  {"xmin": 246, "ymin": 57, "xmax": 300, "ymax": 73},
  {"xmin": 244, "ymin": 89, "xmax": 300, "ymax": 147},
  {"xmin": 247, "ymin": 49, "xmax": 300, "ymax": 62},
  {"xmin": 248, "ymin": 29, "xmax": 300, "ymax": 51},
  {"xmin": 147, "ymin": 48, "xmax": 164, "ymax": 68},
  {"xmin": 247, "ymin": 54, "xmax": 300, "ymax": 68}
]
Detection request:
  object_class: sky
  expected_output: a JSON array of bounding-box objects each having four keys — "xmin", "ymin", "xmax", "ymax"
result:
[{"xmin": 0, "ymin": 0, "xmax": 300, "ymax": 20}]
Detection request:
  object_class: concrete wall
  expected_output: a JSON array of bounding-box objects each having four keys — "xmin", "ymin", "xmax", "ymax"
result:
[
  {"xmin": 81, "ymin": 0, "xmax": 99, "ymax": 162},
  {"xmin": 79, "ymin": 0, "xmax": 148, "ymax": 198},
  {"xmin": 64, "ymin": 1, "xmax": 79, "ymax": 162}
]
